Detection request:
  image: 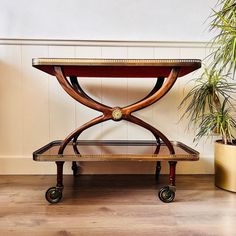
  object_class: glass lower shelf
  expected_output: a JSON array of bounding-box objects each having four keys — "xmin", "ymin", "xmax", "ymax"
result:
[{"xmin": 33, "ymin": 140, "xmax": 199, "ymax": 162}]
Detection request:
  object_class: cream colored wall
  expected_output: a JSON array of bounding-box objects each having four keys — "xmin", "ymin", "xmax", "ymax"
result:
[
  {"xmin": 0, "ymin": 39, "xmax": 214, "ymax": 175},
  {"xmin": 0, "ymin": 1, "xmax": 215, "ymax": 41}
]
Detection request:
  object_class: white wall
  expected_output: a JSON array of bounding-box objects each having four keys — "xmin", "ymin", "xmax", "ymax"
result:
[
  {"xmin": 1, "ymin": 0, "xmax": 215, "ymax": 41},
  {"xmin": 0, "ymin": 39, "xmax": 215, "ymax": 175},
  {"xmin": 0, "ymin": 0, "xmax": 218, "ymax": 174}
]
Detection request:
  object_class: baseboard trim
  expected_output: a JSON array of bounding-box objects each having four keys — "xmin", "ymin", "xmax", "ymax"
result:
[{"xmin": 0, "ymin": 38, "xmax": 210, "ymax": 48}]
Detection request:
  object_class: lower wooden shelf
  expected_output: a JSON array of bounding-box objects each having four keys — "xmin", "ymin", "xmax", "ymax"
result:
[
  {"xmin": 33, "ymin": 140, "xmax": 199, "ymax": 203},
  {"xmin": 33, "ymin": 140, "xmax": 199, "ymax": 162}
]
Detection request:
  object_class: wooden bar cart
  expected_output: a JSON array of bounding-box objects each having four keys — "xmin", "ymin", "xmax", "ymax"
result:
[{"xmin": 32, "ymin": 58, "xmax": 201, "ymax": 204}]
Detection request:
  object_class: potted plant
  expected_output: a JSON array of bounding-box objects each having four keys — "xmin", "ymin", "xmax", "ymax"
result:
[{"xmin": 180, "ymin": 0, "xmax": 236, "ymax": 192}]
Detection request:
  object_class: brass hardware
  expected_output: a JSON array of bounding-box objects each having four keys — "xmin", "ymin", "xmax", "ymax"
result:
[
  {"xmin": 112, "ymin": 108, "xmax": 122, "ymax": 120},
  {"xmin": 33, "ymin": 58, "xmax": 201, "ymax": 67}
]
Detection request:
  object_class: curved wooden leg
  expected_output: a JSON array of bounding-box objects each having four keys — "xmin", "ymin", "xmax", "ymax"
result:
[
  {"xmin": 121, "ymin": 69, "xmax": 180, "ymax": 154},
  {"xmin": 54, "ymin": 66, "xmax": 111, "ymax": 113},
  {"xmin": 69, "ymin": 76, "xmax": 111, "ymax": 109},
  {"xmin": 123, "ymin": 68, "xmax": 180, "ymax": 113},
  {"xmin": 54, "ymin": 67, "xmax": 179, "ymax": 155},
  {"xmin": 69, "ymin": 77, "xmax": 164, "ymax": 155},
  {"xmin": 125, "ymin": 115, "xmax": 175, "ymax": 154},
  {"xmin": 128, "ymin": 77, "xmax": 165, "ymax": 106},
  {"xmin": 58, "ymin": 115, "xmax": 109, "ymax": 155}
]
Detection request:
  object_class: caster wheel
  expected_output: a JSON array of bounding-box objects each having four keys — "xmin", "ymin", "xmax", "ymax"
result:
[
  {"xmin": 45, "ymin": 187, "xmax": 63, "ymax": 204},
  {"xmin": 158, "ymin": 186, "xmax": 175, "ymax": 203}
]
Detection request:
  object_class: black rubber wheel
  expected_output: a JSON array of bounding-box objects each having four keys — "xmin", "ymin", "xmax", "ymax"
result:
[
  {"xmin": 158, "ymin": 186, "xmax": 175, "ymax": 203},
  {"xmin": 45, "ymin": 187, "xmax": 62, "ymax": 204}
]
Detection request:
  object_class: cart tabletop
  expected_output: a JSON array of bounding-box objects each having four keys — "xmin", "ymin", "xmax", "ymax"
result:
[{"xmin": 32, "ymin": 58, "xmax": 201, "ymax": 78}]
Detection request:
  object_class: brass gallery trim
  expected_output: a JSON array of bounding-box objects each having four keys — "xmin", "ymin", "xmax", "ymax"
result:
[{"xmin": 33, "ymin": 58, "xmax": 201, "ymax": 66}]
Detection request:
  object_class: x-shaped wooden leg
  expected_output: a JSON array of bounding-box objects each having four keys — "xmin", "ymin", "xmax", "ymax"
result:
[{"xmin": 54, "ymin": 66, "xmax": 180, "ymax": 155}]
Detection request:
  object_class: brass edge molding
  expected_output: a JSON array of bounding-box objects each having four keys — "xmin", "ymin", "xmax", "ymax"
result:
[{"xmin": 32, "ymin": 58, "xmax": 201, "ymax": 66}]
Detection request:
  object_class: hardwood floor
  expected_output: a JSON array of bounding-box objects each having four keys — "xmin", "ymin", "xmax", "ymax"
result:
[{"xmin": 0, "ymin": 175, "xmax": 236, "ymax": 236}]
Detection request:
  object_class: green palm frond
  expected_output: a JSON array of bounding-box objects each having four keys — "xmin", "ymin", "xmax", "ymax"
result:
[
  {"xmin": 195, "ymin": 98, "xmax": 236, "ymax": 144},
  {"xmin": 180, "ymin": 1, "xmax": 236, "ymax": 144},
  {"xmin": 210, "ymin": 1, "xmax": 236, "ymax": 75},
  {"xmin": 180, "ymin": 67, "xmax": 236, "ymax": 124}
]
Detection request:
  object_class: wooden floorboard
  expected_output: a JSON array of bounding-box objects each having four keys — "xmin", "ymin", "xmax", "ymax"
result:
[{"xmin": 0, "ymin": 175, "xmax": 236, "ymax": 236}]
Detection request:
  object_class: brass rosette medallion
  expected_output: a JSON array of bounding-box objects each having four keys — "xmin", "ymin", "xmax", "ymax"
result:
[{"xmin": 112, "ymin": 108, "xmax": 122, "ymax": 121}]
